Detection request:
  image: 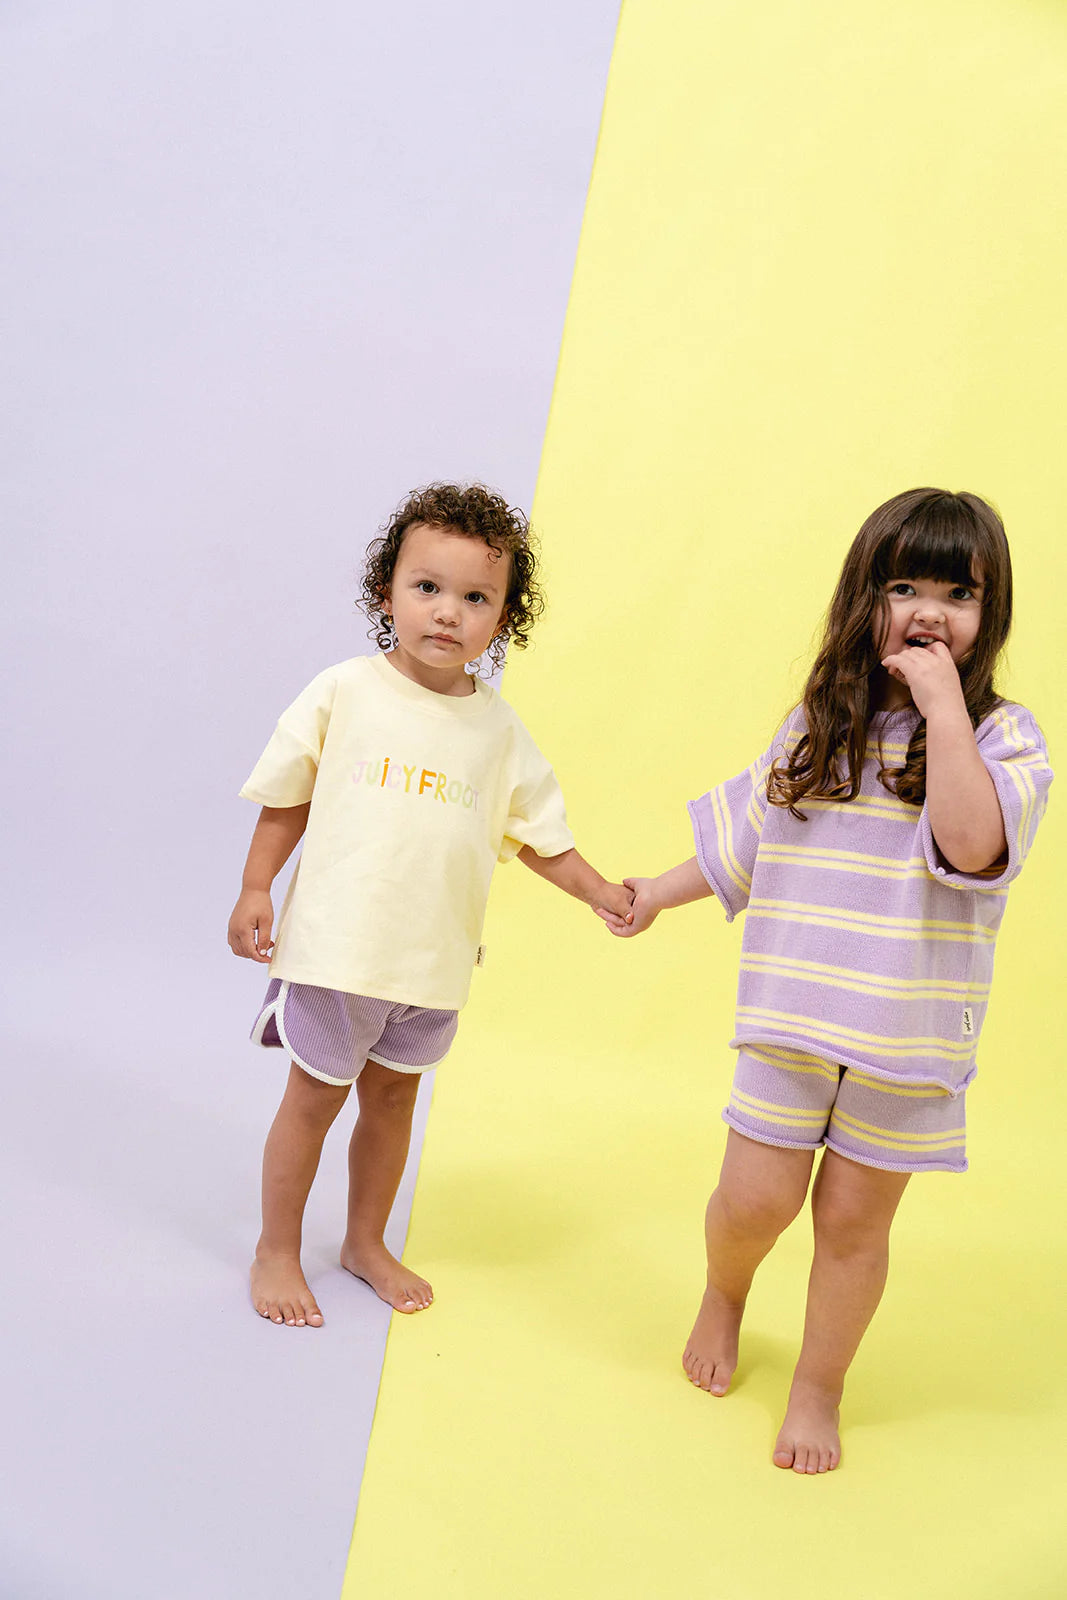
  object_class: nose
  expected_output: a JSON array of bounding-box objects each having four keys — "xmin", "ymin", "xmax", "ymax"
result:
[
  {"xmin": 913, "ymin": 597, "xmax": 945, "ymax": 624},
  {"xmin": 432, "ymin": 592, "xmax": 460, "ymax": 624}
]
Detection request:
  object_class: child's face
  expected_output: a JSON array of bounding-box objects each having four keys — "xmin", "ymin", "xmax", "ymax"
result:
[
  {"xmin": 877, "ymin": 573, "xmax": 983, "ymax": 667},
  {"xmin": 385, "ymin": 522, "xmax": 509, "ymax": 692}
]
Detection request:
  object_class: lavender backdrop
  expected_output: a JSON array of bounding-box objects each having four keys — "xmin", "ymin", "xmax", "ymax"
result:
[{"xmin": 1, "ymin": 4, "xmax": 617, "ymax": 1595}]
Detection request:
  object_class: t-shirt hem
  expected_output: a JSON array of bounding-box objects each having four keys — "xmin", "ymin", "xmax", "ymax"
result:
[
  {"xmin": 267, "ymin": 961, "xmax": 472, "ymax": 1013},
  {"xmin": 730, "ymin": 1030, "xmax": 976, "ymax": 1098}
]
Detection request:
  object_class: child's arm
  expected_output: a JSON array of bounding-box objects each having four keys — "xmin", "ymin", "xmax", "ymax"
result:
[
  {"xmin": 518, "ymin": 845, "xmax": 635, "ymax": 929},
  {"xmin": 603, "ymin": 857, "xmax": 714, "ymax": 937},
  {"xmin": 227, "ymin": 803, "xmax": 311, "ymax": 962},
  {"xmin": 881, "ymin": 641, "xmax": 1007, "ymax": 871}
]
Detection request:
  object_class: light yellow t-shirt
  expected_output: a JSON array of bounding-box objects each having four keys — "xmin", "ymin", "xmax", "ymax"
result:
[{"xmin": 240, "ymin": 653, "xmax": 574, "ymax": 1009}]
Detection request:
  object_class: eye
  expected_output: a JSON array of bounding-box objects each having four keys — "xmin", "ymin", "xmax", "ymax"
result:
[
  {"xmin": 465, "ymin": 591, "xmax": 487, "ymax": 605},
  {"xmin": 887, "ymin": 582, "xmax": 915, "ymax": 597},
  {"xmin": 416, "ymin": 580, "xmax": 437, "ymax": 594},
  {"xmin": 949, "ymin": 586, "xmax": 976, "ymax": 602}
]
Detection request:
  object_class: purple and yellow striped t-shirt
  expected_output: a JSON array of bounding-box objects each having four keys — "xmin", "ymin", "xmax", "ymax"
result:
[{"xmin": 689, "ymin": 704, "xmax": 1052, "ymax": 1094}]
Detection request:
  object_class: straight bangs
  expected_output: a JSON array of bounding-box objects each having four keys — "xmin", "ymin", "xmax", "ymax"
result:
[
  {"xmin": 874, "ymin": 495, "xmax": 987, "ymax": 592},
  {"xmin": 767, "ymin": 487, "xmax": 1013, "ymax": 817}
]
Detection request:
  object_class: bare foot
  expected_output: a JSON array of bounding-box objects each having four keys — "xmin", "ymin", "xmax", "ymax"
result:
[
  {"xmin": 773, "ymin": 1378, "xmax": 842, "ymax": 1473},
  {"xmin": 250, "ymin": 1252, "xmax": 324, "ymax": 1327},
  {"xmin": 340, "ymin": 1240, "xmax": 433, "ymax": 1313},
  {"xmin": 682, "ymin": 1283, "xmax": 744, "ymax": 1395}
]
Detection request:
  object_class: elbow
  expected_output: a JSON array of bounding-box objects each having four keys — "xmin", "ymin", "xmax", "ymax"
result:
[{"xmin": 935, "ymin": 833, "xmax": 1008, "ymax": 876}]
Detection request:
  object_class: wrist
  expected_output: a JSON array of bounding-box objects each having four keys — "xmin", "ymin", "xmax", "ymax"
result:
[{"xmin": 583, "ymin": 872, "xmax": 608, "ymax": 908}]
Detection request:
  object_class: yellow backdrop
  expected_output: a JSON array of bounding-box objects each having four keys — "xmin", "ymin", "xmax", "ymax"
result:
[{"xmin": 347, "ymin": 1, "xmax": 1067, "ymax": 1593}]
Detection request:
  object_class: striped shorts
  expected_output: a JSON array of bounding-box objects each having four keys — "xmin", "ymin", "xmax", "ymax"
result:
[
  {"xmin": 724, "ymin": 1045, "xmax": 967, "ymax": 1174},
  {"xmin": 251, "ymin": 978, "xmax": 458, "ymax": 1086}
]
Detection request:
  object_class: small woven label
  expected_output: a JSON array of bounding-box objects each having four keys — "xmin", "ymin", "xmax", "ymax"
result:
[
  {"xmin": 961, "ymin": 1007, "xmax": 974, "ymax": 1037},
  {"xmin": 476, "ymin": 944, "xmax": 487, "ymax": 968}
]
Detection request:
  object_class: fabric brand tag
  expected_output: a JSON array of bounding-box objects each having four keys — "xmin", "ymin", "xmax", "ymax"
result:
[
  {"xmin": 475, "ymin": 944, "xmax": 487, "ymax": 968},
  {"xmin": 961, "ymin": 1007, "xmax": 974, "ymax": 1037}
]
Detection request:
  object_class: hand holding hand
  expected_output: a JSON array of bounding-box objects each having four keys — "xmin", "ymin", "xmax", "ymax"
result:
[
  {"xmin": 597, "ymin": 875, "xmax": 662, "ymax": 937},
  {"xmin": 227, "ymin": 889, "xmax": 275, "ymax": 962},
  {"xmin": 880, "ymin": 640, "xmax": 965, "ymax": 720},
  {"xmin": 591, "ymin": 879, "xmax": 635, "ymax": 933}
]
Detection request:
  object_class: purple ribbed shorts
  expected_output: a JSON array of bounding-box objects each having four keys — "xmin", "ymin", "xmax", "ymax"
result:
[
  {"xmin": 725, "ymin": 1045, "xmax": 967, "ymax": 1174},
  {"xmin": 251, "ymin": 978, "xmax": 458, "ymax": 1086}
]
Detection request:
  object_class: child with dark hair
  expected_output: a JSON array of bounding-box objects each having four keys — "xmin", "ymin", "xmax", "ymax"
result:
[
  {"xmin": 229, "ymin": 484, "xmax": 632, "ymax": 1327},
  {"xmin": 609, "ymin": 488, "xmax": 1052, "ymax": 1473}
]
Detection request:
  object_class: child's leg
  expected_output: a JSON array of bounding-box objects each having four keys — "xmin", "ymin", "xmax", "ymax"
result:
[
  {"xmin": 251, "ymin": 1062, "xmax": 352, "ymax": 1327},
  {"xmin": 685, "ymin": 1129, "xmax": 816, "ymax": 1394},
  {"xmin": 339, "ymin": 1060, "xmax": 432, "ymax": 1313},
  {"xmin": 774, "ymin": 1148, "xmax": 910, "ymax": 1474}
]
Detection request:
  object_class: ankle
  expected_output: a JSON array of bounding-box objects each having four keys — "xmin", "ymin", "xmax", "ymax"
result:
[
  {"xmin": 789, "ymin": 1369, "xmax": 844, "ymax": 1405},
  {"xmin": 342, "ymin": 1231, "xmax": 387, "ymax": 1257},
  {"xmin": 254, "ymin": 1239, "xmax": 302, "ymax": 1265}
]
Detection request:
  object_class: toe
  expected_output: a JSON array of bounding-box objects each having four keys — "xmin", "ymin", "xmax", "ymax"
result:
[{"xmin": 773, "ymin": 1443, "xmax": 795, "ymax": 1470}]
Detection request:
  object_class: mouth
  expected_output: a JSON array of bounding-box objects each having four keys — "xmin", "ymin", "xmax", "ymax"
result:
[
  {"xmin": 429, "ymin": 633, "xmax": 460, "ymax": 646},
  {"xmin": 905, "ymin": 634, "xmax": 941, "ymax": 649}
]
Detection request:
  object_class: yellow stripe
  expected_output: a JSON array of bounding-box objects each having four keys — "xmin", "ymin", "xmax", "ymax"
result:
[
  {"xmin": 831, "ymin": 1108, "xmax": 963, "ymax": 1148},
  {"xmin": 1004, "ymin": 714, "xmax": 1039, "ymax": 853},
  {"xmin": 711, "ymin": 783, "xmax": 751, "ymax": 898},
  {"xmin": 740, "ymin": 952, "xmax": 989, "ymax": 1003},
  {"xmin": 757, "ymin": 847, "xmax": 926, "ymax": 882},
  {"xmin": 760, "ymin": 844, "xmax": 928, "ymax": 872},
  {"xmin": 846, "ymin": 1070, "xmax": 951, "ymax": 1099},
  {"xmin": 802, "ymin": 793, "xmax": 920, "ymax": 820},
  {"xmin": 745, "ymin": 760, "xmax": 771, "ymax": 835},
  {"xmin": 747, "ymin": 900, "xmax": 996, "ymax": 944},
  {"xmin": 744, "ymin": 1043, "xmax": 955, "ymax": 1098},
  {"xmin": 730, "ymin": 1089, "xmax": 828, "ymax": 1127},
  {"xmin": 743, "ymin": 1045, "xmax": 840, "ymax": 1081},
  {"xmin": 736, "ymin": 1005, "xmax": 975, "ymax": 1058}
]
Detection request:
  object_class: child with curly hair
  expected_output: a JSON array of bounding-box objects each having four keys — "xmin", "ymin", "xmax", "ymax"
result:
[{"xmin": 229, "ymin": 484, "xmax": 633, "ymax": 1327}]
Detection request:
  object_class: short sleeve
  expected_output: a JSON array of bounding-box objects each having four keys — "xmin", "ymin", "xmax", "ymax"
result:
[
  {"xmin": 687, "ymin": 723, "xmax": 791, "ymax": 920},
  {"xmin": 239, "ymin": 669, "xmax": 339, "ymax": 808},
  {"xmin": 920, "ymin": 703, "xmax": 1053, "ymax": 889},
  {"xmin": 497, "ymin": 743, "xmax": 574, "ymax": 865}
]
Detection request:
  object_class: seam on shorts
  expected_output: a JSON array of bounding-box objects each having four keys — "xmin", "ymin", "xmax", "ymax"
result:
[
  {"xmin": 823, "ymin": 1135, "xmax": 967, "ymax": 1175},
  {"xmin": 722, "ymin": 1110, "xmax": 822, "ymax": 1153},
  {"xmin": 250, "ymin": 983, "xmax": 282, "ymax": 1047},
  {"xmin": 367, "ymin": 1049, "xmax": 446, "ymax": 1075},
  {"xmin": 270, "ymin": 981, "xmax": 363, "ymax": 1086}
]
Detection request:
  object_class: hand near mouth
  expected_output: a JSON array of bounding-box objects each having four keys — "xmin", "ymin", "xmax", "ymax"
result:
[{"xmin": 881, "ymin": 638, "xmax": 966, "ymax": 719}]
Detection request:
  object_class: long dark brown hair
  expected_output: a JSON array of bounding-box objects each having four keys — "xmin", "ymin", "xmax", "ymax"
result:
[{"xmin": 768, "ymin": 488, "xmax": 1013, "ymax": 815}]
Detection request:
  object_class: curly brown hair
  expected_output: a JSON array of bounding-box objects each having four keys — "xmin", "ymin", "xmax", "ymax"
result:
[
  {"xmin": 359, "ymin": 483, "xmax": 544, "ymax": 672},
  {"xmin": 768, "ymin": 488, "xmax": 1013, "ymax": 816}
]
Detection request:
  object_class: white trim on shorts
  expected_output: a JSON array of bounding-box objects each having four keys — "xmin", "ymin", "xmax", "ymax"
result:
[{"xmin": 255, "ymin": 979, "xmax": 448, "ymax": 1085}]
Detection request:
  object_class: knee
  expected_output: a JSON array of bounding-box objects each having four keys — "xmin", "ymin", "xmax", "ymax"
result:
[
  {"xmin": 715, "ymin": 1181, "xmax": 804, "ymax": 1241},
  {"xmin": 812, "ymin": 1196, "xmax": 888, "ymax": 1260},
  {"xmin": 358, "ymin": 1070, "xmax": 421, "ymax": 1119}
]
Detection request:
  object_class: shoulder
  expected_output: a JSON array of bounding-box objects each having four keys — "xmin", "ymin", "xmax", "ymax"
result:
[{"xmin": 977, "ymin": 700, "xmax": 1051, "ymax": 758}]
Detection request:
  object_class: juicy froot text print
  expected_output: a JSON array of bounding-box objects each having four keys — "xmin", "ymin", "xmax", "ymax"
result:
[{"xmin": 351, "ymin": 757, "xmax": 480, "ymax": 811}]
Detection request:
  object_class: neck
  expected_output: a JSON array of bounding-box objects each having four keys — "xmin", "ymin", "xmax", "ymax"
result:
[{"xmin": 384, "ymin": 648, "xmax": 476, "ymax": 697}]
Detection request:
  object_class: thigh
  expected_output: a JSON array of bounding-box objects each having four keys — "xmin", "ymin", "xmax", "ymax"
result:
[{"xmin": 717, "ymin": 1126, "xmax": 818, "ymax": 1222}]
